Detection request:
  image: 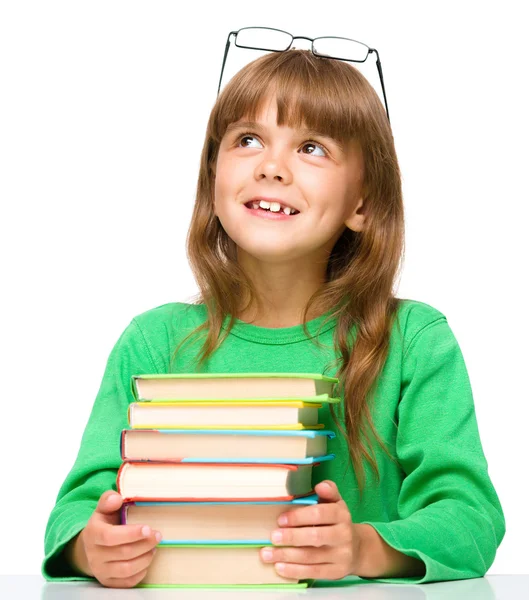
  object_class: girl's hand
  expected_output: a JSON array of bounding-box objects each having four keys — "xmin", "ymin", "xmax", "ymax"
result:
[
  {"xmin": 260, "ymin": 480, "xmax": 360, "ymax": 580},
  {"xmin": 66, "ymin": 490, "xmax": 162, "ymax": 588}
]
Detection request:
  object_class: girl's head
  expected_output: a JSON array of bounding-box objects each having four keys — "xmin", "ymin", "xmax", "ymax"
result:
[
  {"xmin": 188, "ymin": 48, "xmax": 403, "ymax": 319},
  {"xmin": 212, "ymin": 85, "xmax": 367, "ymax": 270},
  {"xmin": 181, "ymin": 48, "xmax": 405, "ymax": 497}
]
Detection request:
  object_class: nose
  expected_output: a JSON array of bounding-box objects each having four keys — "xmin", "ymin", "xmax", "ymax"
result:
[
  {"xmin": 255, "ymin": 140, "xmax": 294, "ymax": 183},
  {"xmin": 257, "ymin": 159, "xmax": 291, "ymax": 183}
]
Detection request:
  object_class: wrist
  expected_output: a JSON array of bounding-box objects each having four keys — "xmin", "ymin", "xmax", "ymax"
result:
[
  {"xmin": 350, "ymin": 523, "xmax": 376, "ymax": 578},
  {"xmin": 351, "ymin": 523, "xmax": 426, "ymax": 579},
  {"xmin": 65, "ymin": 529, "xmax": 93, "ymax": 577}
]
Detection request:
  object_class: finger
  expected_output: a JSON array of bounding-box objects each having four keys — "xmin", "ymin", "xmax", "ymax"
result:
[
  {"xmin": 274, "ymin": 560, "xmax": 347, "ymax": 582},
  {"xmin": 277, "ymin": 502, "xmax": 345, "ymax": 527},
  {"xmin": 261, "ymin": 544, "xmax": 330, "ymax": 565},
  {"xmin": 104, "ymin": 567, "xmax": 149, "ymax": 589},
  {"xmin": 270, "ymin": 523, "xmax": 351, "ymax": 548},
  {"xmin": 94, "ymin": 521, "xmax": 162, "ymax": 547},
  {"xmin": 98, "ymin": 535, "xmax": 161, "ymax": 562},
  {"xmin": 104, "ymin": 546, "xmax": 157, "ymax": 580},
  {"xmin": 94, "ymin": 491, "xmax": 124, "ymax": 525},
  {"xmin": 314, "ymin": 480, "xmax": 344, "ymax": 504}
]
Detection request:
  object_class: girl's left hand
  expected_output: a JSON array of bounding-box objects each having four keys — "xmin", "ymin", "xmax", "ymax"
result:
[{"xmin": 260, "ymin": 479, "xmax": 360, "ymax": 580}]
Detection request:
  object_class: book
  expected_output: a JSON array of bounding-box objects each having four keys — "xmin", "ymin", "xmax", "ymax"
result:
[
  {"xmin": 117, "ymin": 370, "xmax": 339, "ymax": 588},
  {"xmin": 137, "ymin": 544, "xmax": 309, "ymax": 586},
  {"xmin": 117, "ymin": 461, "xmax": 316, "ymax": 501},
  {"xmin": 121, "ymin": 494, "xmax": 319, "ymax": 544},
  {"xmin": 127, "ymin": 400, "xmax": 324, "ymax": 429},
  {"xmin": 120, "ymin": 428, "xmax": 336, "ymax": 463},
  {"xmin": 131, "ymin": 372, "xmax": 339, "ymax": 401}
]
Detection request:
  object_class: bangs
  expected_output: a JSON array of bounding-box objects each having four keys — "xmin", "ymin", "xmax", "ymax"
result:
[{"xmin": 211, "ymin": 50, "xmax": 368, "ymax": 149}]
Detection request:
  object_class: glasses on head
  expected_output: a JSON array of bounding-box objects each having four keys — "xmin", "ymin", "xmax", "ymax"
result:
[{"xmin": 217, "ymin": 26, "xmax": 391, "ymax": 126}]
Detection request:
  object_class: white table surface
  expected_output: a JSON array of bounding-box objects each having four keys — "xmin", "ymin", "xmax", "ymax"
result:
[{"xmin": 2, "ymin": 574, "xmax": 528, "ymax": 599}]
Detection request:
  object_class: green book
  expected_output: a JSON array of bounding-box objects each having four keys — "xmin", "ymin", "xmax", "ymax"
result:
[
  {"xmin": 131, "ymin": 372, "xmax": 340, "ymax": 403},
  {"xmin": 135, "ymin": 543, "xmax": 315, "ymax": 588}
]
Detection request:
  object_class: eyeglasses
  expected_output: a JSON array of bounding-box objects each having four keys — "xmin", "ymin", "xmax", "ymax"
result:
[{"xmin": 217, "ymin": 26, "xmax": 391, "ymax": 126}]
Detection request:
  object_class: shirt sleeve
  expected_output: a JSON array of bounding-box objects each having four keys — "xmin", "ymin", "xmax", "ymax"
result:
[
  {"xmin": 41, "ymin": 318, "xmax": 160, "ymax": 581},
  {"xmin": 357, "ymin": 317, "xmax": 506, "ymax": 584}
]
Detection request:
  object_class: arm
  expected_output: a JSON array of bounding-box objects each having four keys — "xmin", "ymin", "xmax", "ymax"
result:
[
  {"xmin": 353, "ymin": 523, "xmax": 426, "ymax": 578},
  {"xmin": 42, "ymin": 318, "xmax": 160, "ymax": 581},
  {"xmin": 64, "ymin": 531, "xmax": 92, "ymax": 577},
  {"xmin": 354, "ymin": 318, "xmax": 505, "ymax": 584}
]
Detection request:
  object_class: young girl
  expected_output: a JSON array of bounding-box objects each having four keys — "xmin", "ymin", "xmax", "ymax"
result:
[{"xmin": 42, "ymin": 48, "xmax": 505, "ymax": 588}]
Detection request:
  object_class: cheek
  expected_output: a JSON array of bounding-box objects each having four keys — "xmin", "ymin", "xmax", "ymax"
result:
[
  {"xmin": 213, "ymin": 166, "xmax": 230, "ymax": 209},
  {"xmin": 306, "ymin": 176, "xmax": 349, "ymax": 214},
  {"xmin": 214, "ymin": 157, "xmax": 244, "ymax": 199},
  {"xmin": 302, "ymin": 170, "xmax": 342, "ymax": 196}
]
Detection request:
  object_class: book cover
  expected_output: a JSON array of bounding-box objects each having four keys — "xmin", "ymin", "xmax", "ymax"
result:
[
  {"xmin": 136, "ymin": 543, "xmax": 314, "ymax": 587},
  {"xmin": 121, "ymin": 493, "xmax": 321, "ymax": 544},
  {"xmin": 120, "ymin": 428, "xmax": 336, "ymax": 463},
  {"xmin": 117, "ymin": 461, "xmax": 318, "ymax": 502},
  {"xmin": 131, "ymin": 372, "xmax": 339, "ymax": 402},
  {"xmin": 127, "ymin": 400, "xmax": 325, "ymax": 430}
]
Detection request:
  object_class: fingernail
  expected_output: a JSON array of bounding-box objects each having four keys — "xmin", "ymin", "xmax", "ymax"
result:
[
  {"xmin": 142, "ymin": 526, "xmax": 151, "ymax": 537},
  {"xmin": 261, "ymin": 548, "xmax": 273, "ymax": 561},
  {"xmin": 271, "ymin": 530, "xmax": 283, "ymax": 544},
  {"xmin": 278, "ymin": 515, "xmax": 288, "ymax": 526},
  {"xmin": 276, "ymin": 562, "xmax": 285, "ymax": 572},
  {"xmin": 155, "ymin": 531, "xmax": 162, "ymax": 542}
]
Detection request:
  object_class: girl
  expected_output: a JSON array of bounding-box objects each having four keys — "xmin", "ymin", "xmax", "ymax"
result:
[{"xmin": 42, "ymin": 48, "xmax": 505, "ymax": 588}]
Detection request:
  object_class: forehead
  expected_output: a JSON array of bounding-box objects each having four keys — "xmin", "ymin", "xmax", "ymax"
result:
[{"xmin": 226, "ymin": 92, "xmax": 329, "ymax": 137}]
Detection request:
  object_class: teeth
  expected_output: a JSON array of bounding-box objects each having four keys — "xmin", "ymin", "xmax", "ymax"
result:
[
  {"xmin": 249, "ymin": 200, "xmax": 299, "ymax": 215},
  {"xmin": 257, "ymin": 199, "xmax": 299, "ymax": 215}
]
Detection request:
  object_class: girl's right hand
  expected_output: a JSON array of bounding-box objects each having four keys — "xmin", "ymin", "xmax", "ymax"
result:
[{"xmin": 66, "ymin": 489, "xmax": 162, "ymax": 588}]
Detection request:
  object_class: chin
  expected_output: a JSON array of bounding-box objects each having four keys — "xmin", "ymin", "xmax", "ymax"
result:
[{"xmin": 236, "ymin": 243, "xmax": 305, "ymax": 265}]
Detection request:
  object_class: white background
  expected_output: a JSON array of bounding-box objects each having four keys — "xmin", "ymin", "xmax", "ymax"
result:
[{"xmin": 1, "ymin": 0, "xmax": 527, "ymax": 577}]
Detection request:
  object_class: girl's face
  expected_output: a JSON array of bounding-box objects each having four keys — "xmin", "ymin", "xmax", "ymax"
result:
[{"xmin": 213, "ymin": 93, "xmax": 366, "ymax": 265}]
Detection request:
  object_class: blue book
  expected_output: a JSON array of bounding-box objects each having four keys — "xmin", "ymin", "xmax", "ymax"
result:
[
  {"xmin": 121, "ymin": 428, "xmax": 336, "ymax": 464},
  {"xmin": 122, "ymin": 494, "xmax": 320, "ymax": 545}
]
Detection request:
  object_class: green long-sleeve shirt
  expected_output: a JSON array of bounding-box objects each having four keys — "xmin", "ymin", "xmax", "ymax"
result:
[{"xmin": 42, "ymin": 299, "xmax": 505, "ymax": 584}]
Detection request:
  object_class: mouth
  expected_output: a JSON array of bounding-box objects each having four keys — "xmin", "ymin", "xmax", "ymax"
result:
[
  {"xmin": 244, "ymin": 200, "xmax": 300, "ymax": 216},
  {"xmin": 243, "ymin": 202, "xmax": 300, "ymax": 221}
]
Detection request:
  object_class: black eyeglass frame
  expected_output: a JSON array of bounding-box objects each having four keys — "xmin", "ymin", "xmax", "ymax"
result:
[{"xmin": 217, "ymin": 26, "xmax": 391, "ymax": 126}]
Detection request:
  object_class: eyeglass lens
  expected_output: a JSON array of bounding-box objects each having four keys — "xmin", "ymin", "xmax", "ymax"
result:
[{"xmin": 235, "ymin": 27, "xmax": 370, "ymax": 62}]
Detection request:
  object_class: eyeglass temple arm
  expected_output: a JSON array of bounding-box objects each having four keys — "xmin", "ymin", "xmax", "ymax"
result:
[
  {"xmin": 371, "ymin": 49, "xmax": 390, "ymax": 125},
  {"xmin": 218, "ymin": 32, "xmax": 236, "ymax": 97}
]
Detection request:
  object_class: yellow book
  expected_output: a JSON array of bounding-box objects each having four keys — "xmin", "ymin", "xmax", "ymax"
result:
[{"xmin": 128, "ymin": 400, "xmax": 324, "ymax": 429}]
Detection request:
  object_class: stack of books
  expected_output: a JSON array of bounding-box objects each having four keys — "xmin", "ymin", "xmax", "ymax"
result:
[{"xmin": 116, "ymin": 372, "xmax": 339, "ymax": 589}]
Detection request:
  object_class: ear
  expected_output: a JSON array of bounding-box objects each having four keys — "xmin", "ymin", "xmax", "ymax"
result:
[{"xmin": 344, "ymin": 196, "xmax": 366, "ymax": 232}]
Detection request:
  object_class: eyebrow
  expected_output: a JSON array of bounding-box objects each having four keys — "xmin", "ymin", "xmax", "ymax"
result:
[{"xmin": 225, "ymin": 120, "xmax": 345, "ymax": 153}]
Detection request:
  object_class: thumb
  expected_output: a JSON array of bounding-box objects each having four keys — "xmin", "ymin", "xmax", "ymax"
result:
[
  {"xmin": 315, "ymin": 480, "xmax": 343, "ymax": 504},
  {"xmin": 93, "ymin": 490, "xmax": 123, "ymax": 525}
]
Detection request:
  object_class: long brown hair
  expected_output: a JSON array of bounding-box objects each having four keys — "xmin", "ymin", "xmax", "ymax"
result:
[{"xmin": 171, "ymin": 49, "xmax": 405, "ymax": 498}]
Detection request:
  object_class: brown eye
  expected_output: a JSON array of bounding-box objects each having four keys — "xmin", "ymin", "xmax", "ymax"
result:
[
  {"xmin": 235, "ymin": 132, "xmax": 329, "ymax": 157},
  {"xmin": 236, "ymin": 133, "xmax": 262, "ymax": 148},
  {"xmin": 301, "ymin": 141, "xmax": 328, "ymax": 157}
]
